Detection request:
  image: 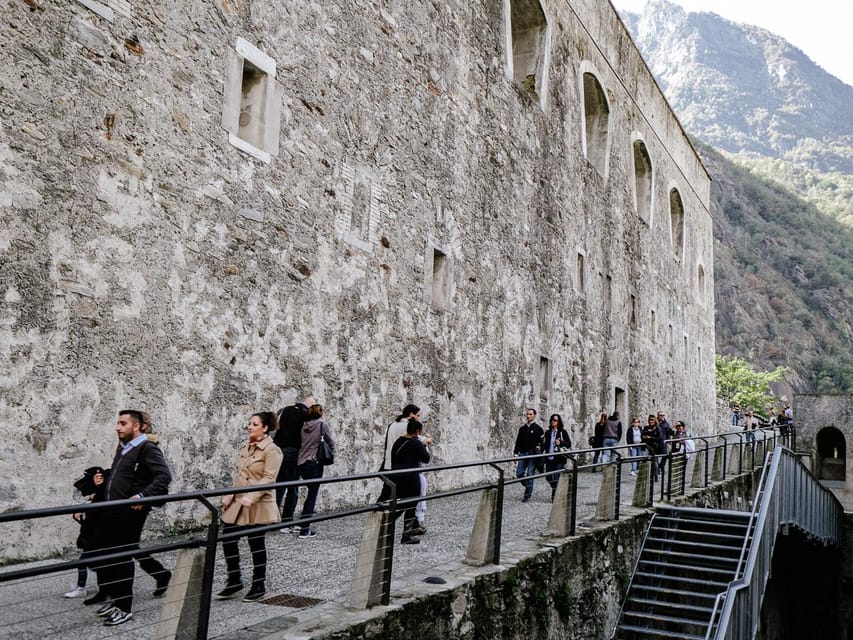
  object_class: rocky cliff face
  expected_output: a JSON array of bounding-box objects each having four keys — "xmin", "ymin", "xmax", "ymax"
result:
[
  {"xmin": 619, "ymin": 0, "xmax": 853, "ymax": 394},
  {"xmin": 621, "ymin": 0, "xmax": 853, "ymax": 170}
]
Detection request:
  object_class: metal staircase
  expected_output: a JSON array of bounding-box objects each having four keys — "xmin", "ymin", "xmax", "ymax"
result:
[
  {"xmin": 612, "ymin": 446, "xmax": 842, "ymax": 640},
  {"xmin": 614, "ymin": 507, "xmax": 752, "ymax": 639}
]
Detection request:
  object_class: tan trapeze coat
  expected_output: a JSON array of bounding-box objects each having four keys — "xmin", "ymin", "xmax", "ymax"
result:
[{"xmin": 222, "ymin": 435, "xmax": 283, "ymax": 526}]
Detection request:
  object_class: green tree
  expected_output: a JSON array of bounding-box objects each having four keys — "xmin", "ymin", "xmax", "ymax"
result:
[{"xmin": 716, "ymin": 355, "xmax": 787, "ymax": 412}]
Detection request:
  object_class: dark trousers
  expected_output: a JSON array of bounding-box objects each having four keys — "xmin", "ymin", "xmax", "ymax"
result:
[
  {"xmin": 136, "ymin": 552, "xmax": 169, "ymax": 583},
  {"xmin": 545, "ymin": 458, "xmax": 564, "ymax": 497},
  {"xmin": 93, "ymin": 508, "xmax": 148, "ymax": 613},
  {"xmin": 392, "ymin": 475, "xmax": 420, "ymax": 541},
  {"xmin": 297, "ymin": 460, "xmax": 324, "ymax": 533},
  {"xmin": 221, "ymin": 524, "xmax": 267, "ymax": 589},
  {"xmin": 276, "ymin": 447, "xmax": 300, "ymax": 520}
]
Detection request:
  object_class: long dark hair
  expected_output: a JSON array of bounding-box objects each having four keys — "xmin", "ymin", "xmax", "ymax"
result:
[
  {"xmin": 549, "ymin": 414, "xmax": 565, "ymax": 430},
  {"xmin": 397, "ymin": 404, "xmax": 420, "ymax": 421}
]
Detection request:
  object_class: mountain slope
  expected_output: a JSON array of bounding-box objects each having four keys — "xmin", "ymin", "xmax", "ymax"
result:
[
  {"xmin": 621, "ymin": 0, "xmax": 853, "ymax": 168},
  {"xmin": 619, "ymin": 0, "xmax": 853, "ymax": 393},
  {"xmin": 704, "ymin": 144, "xmax": 853, "ymax": 393}
]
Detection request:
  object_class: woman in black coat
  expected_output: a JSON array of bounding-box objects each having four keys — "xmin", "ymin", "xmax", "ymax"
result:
[{"xmin": 542, "ymin": 414, "xmax": 572, "ymax": 500}]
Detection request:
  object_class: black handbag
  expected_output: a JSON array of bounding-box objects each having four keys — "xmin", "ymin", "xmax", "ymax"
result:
[{"xmin": 317, "ymin": 434, "xmax": 334, "ymax": 466}]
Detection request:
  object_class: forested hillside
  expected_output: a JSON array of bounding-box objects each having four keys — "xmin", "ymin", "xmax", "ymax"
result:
[{"xmin": 619, "ymin": 0, "xmax": 853, "ymax": 393}]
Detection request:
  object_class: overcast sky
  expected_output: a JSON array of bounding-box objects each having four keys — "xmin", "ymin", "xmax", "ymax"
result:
[{"xmin": 611, "ymin": 0, "xmax": 853, "ymax": 87}]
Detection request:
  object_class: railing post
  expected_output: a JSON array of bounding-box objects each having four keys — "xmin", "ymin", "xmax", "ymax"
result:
[
  {"xmin": 544, "ymin": 462, "xmax": 576, "ymax": 538},
  {"xmin": 380, "ymin": 476, "xmax": 397, "ymax": 605},
  {"xmin": 195, "ymin": 496, "xmax": 220, "ymax": 640},
  {"xmin": 350, "ymin": 507, "xmax": 395, "ymax": 608},
  {"xmin": 614, "ymin": 453, "xmax": 622, "ymax": 520},
  {"xmin": 491, "ymin": 463, "xmax": 504, "ymax": 563},
  {"xmin": 465, "ymin": 464, "xmax": 504, "ymax": 565},
  {"xmin": 665, "ymin": 451, "xmax": 673, "ymax": 499}
]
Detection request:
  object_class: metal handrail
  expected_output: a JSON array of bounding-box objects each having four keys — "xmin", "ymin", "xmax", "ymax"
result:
[{"xmin": 706, "ymin": 446, "xmax": 843, "ymax": 640}]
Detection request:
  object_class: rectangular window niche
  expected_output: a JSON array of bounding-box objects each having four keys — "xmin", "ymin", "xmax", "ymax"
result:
[
  {"xmin": 429, "ymin": 248, "xmax": 452, "ymax": 310},
  {"xmin": 221, "ymin": 37, "xmax": 281, "ymax": 163}
]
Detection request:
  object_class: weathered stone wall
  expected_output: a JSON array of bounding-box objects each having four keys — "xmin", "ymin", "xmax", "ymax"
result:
[
  {"xmin": 0, "ymin": 0, "xmax": 714, "ymax": 558},
  {"xmin": 794, "ymin": 393, "xmax": 853, "ymax": 508}
]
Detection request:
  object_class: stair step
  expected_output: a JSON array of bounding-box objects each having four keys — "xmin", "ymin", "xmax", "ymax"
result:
[
  {"xmin": 653, "ymin": 515, "xmax": 750, "ymax": 529},
  {"xmin": 638, "ymin": 560, "xmax": 736, "ymax": 576},
  {"xmin": 615, "ymin": 623, "xmax": 706, "ymax": 639},
  {"xmin": 646, "ymin": 536, "xmax": 745, "ymax": 552},
  {"xmin": 621, "ymin": 610, "xmax": 710, "ymax": 631},
  {"xmin": 642, "ymin": 548, "xmax": 740, "ymax": 565},
  {"xmin": 634, "ymin": 571, "xmax": 729, "ymax": 590},
  {"xmin": 655, "ymin": 507, "xmax": 752, "ymax": 520},
  {"xmin": 626, "ymin": 597, "xmax": 715, "ymax": 616},
  {"xmin": 630, "ymin": 584, "xmax": 721, "ymax": 601}
]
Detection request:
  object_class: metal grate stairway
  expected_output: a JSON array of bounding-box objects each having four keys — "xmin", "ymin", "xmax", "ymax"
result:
[{"xmin": 613, "ymin": 507, "xmax": 752, "ymax": 639}]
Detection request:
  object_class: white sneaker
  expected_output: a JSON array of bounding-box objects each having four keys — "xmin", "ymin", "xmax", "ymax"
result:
[{"xmin": 64, "ymin": 586, "xmax": 88, "ymax": 598}]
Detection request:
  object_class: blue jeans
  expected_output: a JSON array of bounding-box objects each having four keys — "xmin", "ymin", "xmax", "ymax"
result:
[
  {"xmin": 297, "ymin": 460, "xmax": 324, "ymax": 534},
  {"xmin": 601, "ymin": 437, "xmax": 618, "ymax": 463},
  {"xmin": 516, "ymin": 452, "xmax": 537, "ymax": 498},
  {"xmin": 630, "ymin": 446, "xmax": 643, "ymax": 472}
]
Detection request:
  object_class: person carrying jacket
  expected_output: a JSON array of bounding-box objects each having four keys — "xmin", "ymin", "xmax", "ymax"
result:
[{"xmin": 87, "ymin": 410, "xmax": 171, "ymax": 627}]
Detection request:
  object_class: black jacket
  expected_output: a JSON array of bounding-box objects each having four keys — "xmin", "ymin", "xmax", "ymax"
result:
[
  {"xmin": 104, "ymin": 439, "xmax": 171, "ymax": 503},
  {"xmin": 274, "ymin": 402, "xmax": 309, "ymax": 449},
  {"xmin": 541, "ymin": 427, "xmax": 571, "ymax": 463},
  {"xmin": 514, "ymin": 422, "xmax": 544, "ymax": 454}
]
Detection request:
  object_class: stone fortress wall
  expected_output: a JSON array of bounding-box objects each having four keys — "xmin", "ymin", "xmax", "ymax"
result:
[{"xmin": 0, "ymin": 0, "xmax": 714, "ymax": 558}]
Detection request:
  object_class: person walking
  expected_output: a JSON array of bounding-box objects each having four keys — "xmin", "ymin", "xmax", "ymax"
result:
[
  {"xmin": 743, "ymin": 409, "xmax": 759, "ymax": 443},
  {"xmin": 601, "ymin": 411, "xmax": 623, "ymax": 463},
  {"xmin": 294, "ymin": 404, "xmax": 336, "ymax": 539},
  {"xmin": 390, "ymin": 419, "xmax": 432, "ymax": 544},
  {"xmin": 513, "ymin": 408, "xmax": 544, "ymax": 502},
  {"xmin": 217, "ymin": 412, "xmax": 283, "ymax": 602},
  {"xmin": 87, "ymin": 410, "xmax": 171, "ymax": 627},
  {"xmin": 591, "ymin": 412, "xmax": 607, "ymax": 467},
  {"xmin": 641, "ymin": 415, "xmax": 664, "ymax": 481},
  {"xmin": 378, "ymin": 404, "xmax": 421, "ymax": 502},
  {"xmin": 626, "ymin": 417, "xmax": 643, "ymax": 475},
  {"xmin": 273, "ymin": 396, "xmax": 314, "ymax": 527},
  {"xmin": 542, "ymin": 414, "xmax": 571, "ymax": 501}
]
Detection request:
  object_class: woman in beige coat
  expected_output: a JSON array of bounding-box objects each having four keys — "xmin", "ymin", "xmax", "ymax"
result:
[{"xmin": 216, "ymin": 412, "xmax": 283, "ymax": 602}]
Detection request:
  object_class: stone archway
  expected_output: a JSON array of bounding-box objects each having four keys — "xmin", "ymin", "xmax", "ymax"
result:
[{"xmin": 816, "ymin": 427, "xmax": 846, "ymax": 482}]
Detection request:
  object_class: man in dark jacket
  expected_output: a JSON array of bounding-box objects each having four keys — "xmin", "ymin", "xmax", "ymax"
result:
[
  {"xmin": 513, "ymin": 408, "xmax": 544, "ymax": 502},
  {"xmin": 87, "ymin": 410, "xmax": 171, "ymax": 627},
  {"xmin": 391, "ymin": 419, "xmax": 432, "ymax": 544},
  {"xmin": 274, "ymin": 396, "xmax": 314, "ymax": 523},
  {"xmin": 601, "ymin": 411, "xmax": 623, "ymax": 463}
]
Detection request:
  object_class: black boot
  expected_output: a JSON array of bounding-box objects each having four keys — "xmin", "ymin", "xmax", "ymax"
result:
[{"xmin": 215, "ymin": 582, "xmax": 244, "ymax": 599}]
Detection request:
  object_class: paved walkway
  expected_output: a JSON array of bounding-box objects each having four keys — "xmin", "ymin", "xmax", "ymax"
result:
[{"xmin": 0, "ymin": 457, "xmax": 704, "ymax": 639}]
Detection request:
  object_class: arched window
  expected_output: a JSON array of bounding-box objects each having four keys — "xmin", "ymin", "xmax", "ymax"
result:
[
  {"xmin": 632, "ymin": 139, "xmax": 652, "ymax": 223},
  {"xmin": 582, "ymin": 72, "xmax": 609, "ymax": 177},
  {"xmin": 507, "ymin": 0, "xmax": 549, "ymax": 104},
  {"xmin": 669, "ymin": 188, "xmax": 685, "ymax": 260},
  {"xmin": 816, "ymin": 427, "xmax": 846, "ymax": 483}
]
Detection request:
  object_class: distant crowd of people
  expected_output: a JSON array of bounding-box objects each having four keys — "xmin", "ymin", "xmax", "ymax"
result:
[{"xmin": 513, "ymin": 408, "xmax": 697, "ymax": 496}]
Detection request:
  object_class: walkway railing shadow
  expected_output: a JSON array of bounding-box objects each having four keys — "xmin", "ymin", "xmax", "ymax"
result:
[{"xmin": 0, "ymin": 425, "xmax": 794, "ymax": 639}]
